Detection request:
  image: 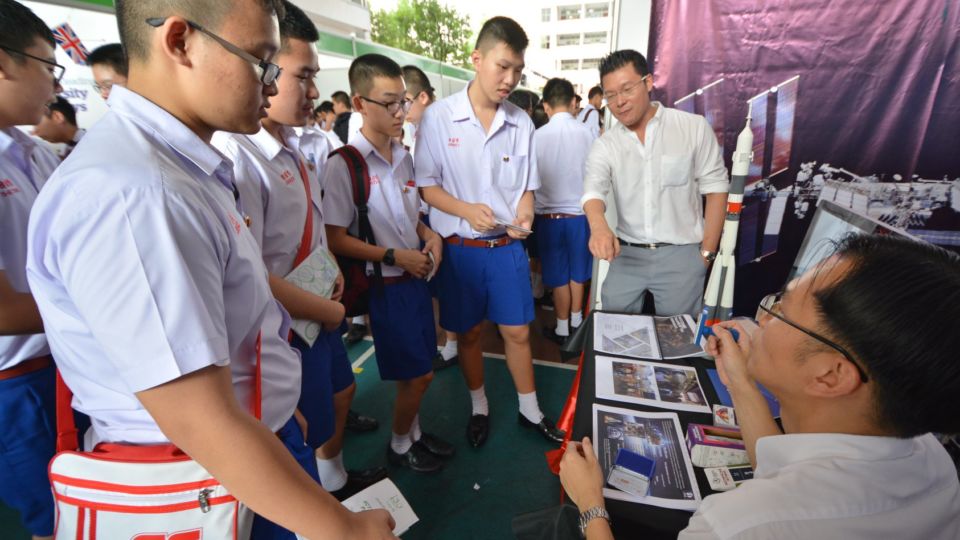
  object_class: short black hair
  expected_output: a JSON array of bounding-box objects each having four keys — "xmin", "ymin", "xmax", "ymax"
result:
[
  {"xmin": 115, "ymin": 0, "xmax": 285, "ymax": 61},
  {"xmin": 574, "ymin": 94, "xmax": 582, "ymax": 104},
  {"xmin": 331, "ymin": 90, "xmax": 351, "ymax": 109},
  {"xmin": 532, "ymin": 104, "xmax": 548, "ymax": 129},
  {"xmin": 315, "ymin": 100, "xmax": 334, "ymax": 115},
  {"xmin": 348, "ymin": 53, "xmax": 402, "ymax": 98},
  {"xmin": 815, "ymin": 234, "xmax": 960, "ymax": 437},
  {"xmin": 588, "ymin": 85, "xmax": 603, "ymax": 99},
  {"xmin": 599, "ymin": 49, "xmax": 650, "ymax": 82},
  {"xmin": 542, "ymin": 78, "xmax": 575, "ymax": 108},
  {"xmin": 86, "ymin": 43, "xmax": 128, "ymax": 76},
  {"xmin": 279, "ymin": 0, "xmax": 318, "ymax": 50},
  {"xmin": 402, "ymin": 65, "xmax": 434, "ymax": 101},
  {"xmin": 475, "ymin": 16, "xmax": 528, "ymax": 54},
  {"xmin": 0, "ymin": 0, "xmax": 54, "ymax": 56},
  {"xmin": 48, "ymin": 95, "xmax": 77, "ymax": 126}
]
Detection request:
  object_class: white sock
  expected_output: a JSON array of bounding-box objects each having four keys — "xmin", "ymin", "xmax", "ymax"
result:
[
  {"xmin": 351, "ymin": 315, "xmax": 365, "ymax": 325},
  {"xmin": 410, "ymin": 414, "xmax": 422, "ymax": 442},
  {"xmin": 571, "ymin": 311, "xmax": 583, "ymax": 327},
  {"xmin": 470, "ymin": 386, "xmax": 489, "ymax": 416},
  {"xmin": 315, "ymin": 452, "xmax": 348, "ymax": 492},
  {"xmin": 518, "ymin": 391, "xmax": 544, "ymax": 424},
  {"xmin": 441, "ymin": 339, "xmax": 458, "ymax": 360},
  {"xmin": 390, "ymin": 431, "xmax": 413, "ymax": 454},
  {"xmin": 556, "ymin": 318, "xmax": 570, "ymax": 337}
]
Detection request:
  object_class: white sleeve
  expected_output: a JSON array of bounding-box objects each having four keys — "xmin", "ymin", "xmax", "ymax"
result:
[
  {"xmin": 580, "ymin": 138, "xmax": 613, "ymax": 209},
  {"xmin": 320, "ymin": 153, "xmax": 357, "ymax": 229},
  {"xmin": 414, "ymin": 108, "xmax": 443, "ymax": 188},
  {"xmin": 694, "ymin": 116, "xmax": 729, "ymax": 194}
]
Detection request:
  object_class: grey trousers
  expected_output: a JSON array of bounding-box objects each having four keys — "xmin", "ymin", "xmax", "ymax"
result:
[{"xmin": 600, "ymin": 243, "xmax": 707, "ymax": 316}]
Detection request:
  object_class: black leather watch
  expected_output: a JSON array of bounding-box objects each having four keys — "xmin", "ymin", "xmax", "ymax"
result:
[{"xmin": 382, "ymin": 248, "xmax": 396, "ymax": 266}]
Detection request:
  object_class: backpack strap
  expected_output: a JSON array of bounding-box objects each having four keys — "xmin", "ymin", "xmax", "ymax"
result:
[
  {"xmin": 291, "ymin": 157, "xmax": 315, "ymax": 268},
  {"xmin": 582, "ymin": 108, "xmax": 596, "ymax": 123},
  {"xmin": 329, "ymin": 145, "xmax": 383, "ymax": 286}
]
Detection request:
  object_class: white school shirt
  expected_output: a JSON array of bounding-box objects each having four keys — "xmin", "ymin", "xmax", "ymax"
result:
[
  {"xmin": 323, "ymin": 128, "xmax": 344, "ymax": 151},
  {"xmin": 414, "ymin": 82, "xmax": 540, "ymax": 239},
  {"xmin": 576, "ymin": 103, "xmax": 601, "ymax": 139},
  {"xmin": 680, "ymin": 433, "xmax": 960, "ymax": 540},
  {"xmin": 213, "ymin": 126, "xmax": 327, "ymax": 278},
  {"xmin": 294, "ymin": 125, "xmax": 333, "ymax": 189},
  {"xmin": 0, "ymin": 127, "xmax": 58, "ymax": 370},
  {"xmin": 323, "ymin": 132, "xmax": 420, "ymax": 278},
  {"xmin": 533, "ymin": 112, "xmax": 596, "ymax": 215},
  {"xmin": 581, "ymin": 103, "xmax": 728, "ymax": 245},
  {"xmin": 26, "ymin": 87, "xmax": 300, "ymax": 444}
]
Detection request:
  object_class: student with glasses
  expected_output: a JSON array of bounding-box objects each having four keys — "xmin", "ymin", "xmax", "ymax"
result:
[
  {"xmin": 582, "ymin": 49, "xmax": 728, "ymax": 318},
  {"xmin": 26, "ymin": 0, "xmax": 396, "ymax": 538},
  {"xmin": 560, "ymin": 234, "xmax": 960, "ymax": 539},
  {"xmin": 86, "ymin": 43, "xmax": 128, "ymax": 101}
]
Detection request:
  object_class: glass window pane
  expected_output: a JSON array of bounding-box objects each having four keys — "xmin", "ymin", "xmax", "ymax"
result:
[
  {"xmin": 561, "ymin": 59, "xmax": 580, "ymax": 71},
  {"xmin": 585, "ymin": 2, "xmax": 609, "ymax": 18},
  {"xmin": 541, "ymin": 8, "xmax": 551, "ymax": 22},
  {"xmin": 582, "ymin": 58, "xmax": 602, "ymax": 70},
  {"xmin": 559, "ymin": 5, "xmax": 581, "ymax": 20},
  {"xmin": 583, "ymin": 31, "xmax": 607, "ymax": 44},
  {"xmin": 557, "ymin": 33, "xmax": 581, "ymax": 46}
]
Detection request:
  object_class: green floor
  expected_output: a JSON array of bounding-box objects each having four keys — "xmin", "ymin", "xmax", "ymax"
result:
[{"xmin": 0, "ymin": 340, "xmax": 576, "ymax": 539}]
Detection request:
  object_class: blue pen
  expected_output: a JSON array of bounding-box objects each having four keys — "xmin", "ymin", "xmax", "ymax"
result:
[{"xmin": 703, "ymin": 326, "xmax": 740, "ymax": 342}]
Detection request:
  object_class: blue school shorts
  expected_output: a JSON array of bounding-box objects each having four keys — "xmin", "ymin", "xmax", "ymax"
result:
[
  {"xmin": 0, "ymin": 365, "xmax": 56, "ymax": 536},
  {"xmin": 437, "ymin": 237, "xmax": 534, "ymax": 332},
  {"xmin": 292, "ymin": 334, "xmax": 335, "ymax": 449},
  {"xmin": 536, "ymin": 215, "xmax": 593, "ymax": 288},
  {"xmin": 369, "ymin": 279, "xmax": 436, "ymax": 381},
  {"xmin": 250, "ymin": 416, "xmax": 320, "ymax": 539}
]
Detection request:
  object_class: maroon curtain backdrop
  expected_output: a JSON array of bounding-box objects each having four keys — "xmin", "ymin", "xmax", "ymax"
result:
[{"xmin": 646, "ymin": 0, "xmax": 960, "ymax": 313}]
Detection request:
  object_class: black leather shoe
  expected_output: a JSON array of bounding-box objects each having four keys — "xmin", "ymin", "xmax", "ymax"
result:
[
  {"xmin": 542, "ymin": 326, "xmax": 568, "ymax": 346},
  {"xmin": 330, "ymin": 466, "xmax": 389, "ymax": 501},
  {"xmin": 415, "ymin": 432, "xmax": 455, "ymax": 458},
  {"xmin": 387, "ymin": 442, "xmax": 443, "ymax": 473},
  {"xmin": 518, "ymin": 413, "xmax": 565, "ymax": 444},
  {"xmin": 345, "ymin": 323, "xmax": 367, "ymax": 345},
  {"xmin": 432, "ymin": 352, "xmax": 458, "ymax": 371},
  {"xmin": 345, "ymin": 409, "xmax": 379, "ymax": 433},
  {"xmin": 466, "ymin": 414, "xmax": 490, "ymax": 448}
]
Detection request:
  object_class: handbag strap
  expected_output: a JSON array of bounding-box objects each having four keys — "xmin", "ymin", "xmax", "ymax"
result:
[
  {"xmin": 56, "ymin": 333, "xmax": 263, "ymax": 453},
  {"xmin": 330, "ymin": 145, "xmax": 383, "ymax": 284},
  {"xmin": 291, "ymin": 156, "xmax": 314, "ymax": 268}
]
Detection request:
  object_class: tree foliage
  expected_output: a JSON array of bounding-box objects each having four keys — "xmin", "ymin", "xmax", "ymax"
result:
[{"xmin": 371, "ymin": 0, "xmax": 473, "ymax": 68}]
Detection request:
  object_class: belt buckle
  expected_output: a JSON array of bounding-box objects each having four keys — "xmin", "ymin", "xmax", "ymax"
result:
[
  {"xmin": 486, "ymin": 239, "xmax": 498, "ymax": 248},
  {"xmin": 649, "ymin": 243, "xmax": 658, "ymax": 250}
]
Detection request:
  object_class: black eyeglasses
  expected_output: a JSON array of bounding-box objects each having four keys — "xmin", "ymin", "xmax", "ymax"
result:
[
  {"xmin": 0, "ymin": 45, "xmax": 65, "ymax": 85},
  {"xmin": 360, "ymin": 96, "xmax": 412, "ymax": 116},
  {"xmin": 145, "ymin": 17, "xmax": 282, "ymax": 86},
  {"xmin": 757, "ymin": 293, "xmax": 869, "ymax": 383}
]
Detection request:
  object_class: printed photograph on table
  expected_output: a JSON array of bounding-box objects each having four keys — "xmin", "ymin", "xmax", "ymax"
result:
[
  {"xmin": 595, "ymin": 356, "xmax": 711, "ymax": 414},
  {"xmin": 653, "ymin": 315, "xmax": 705, "ymax": 359},
  {"xmin": 592, "ymin": 404, "xmax": 701, "ymax": 511},
  {"xmin": 594, "ymin": 313, "xmax": 704, "ymax": 360}
]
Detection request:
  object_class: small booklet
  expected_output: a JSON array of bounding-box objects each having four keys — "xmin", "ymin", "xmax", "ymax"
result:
[
  {"xmin": 284, "ymin": 247, "xmax": 340, "ymax": 347},
  {"xmin": 593, "ymin": 312, "xmax": 704, "ymax": 361},
  {"xmin": 341, "ymin": 478, "xmax": 419, "ymax": 536}
]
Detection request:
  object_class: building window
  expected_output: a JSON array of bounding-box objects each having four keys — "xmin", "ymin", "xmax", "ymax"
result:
[
  {"xmin": 557, "ymin": 33, "xmax": 581, "ymax": 46},
  {"xmin": 583, "ymin": 31, "xmax": 607, "ymax": 45},
  {"xmin": 585, "ymin": 2, "xmax": 609, "ymax": 18},
  {"xmin": 582, "ymin": 58, "xmax": 602, "ymax": 70},
  {"xmin": 541, "ymin": 8, "xmax": 551, "ymax": 22},
  {"xmin": 561, "ymin": 59, "xmax": 580, "ymax": 71},
  {"xmin": 541, "ymin": 35, "xmax": 550, "ymax": 49},
  {"xmin": 558, "ymin": 5, "xmax": 581, "ymax": 20}
]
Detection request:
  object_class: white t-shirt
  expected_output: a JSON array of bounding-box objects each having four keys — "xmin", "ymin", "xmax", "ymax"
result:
[{"xmin": 533, "ymin": 112, "xmax": 595, "ymax": 215}]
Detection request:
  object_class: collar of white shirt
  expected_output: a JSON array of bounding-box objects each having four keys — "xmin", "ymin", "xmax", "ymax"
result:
[
  {"xmin": 549, "ymin": 111, "xmax": 576, "ymax": 123},
  {"xmin": 109, "ymin": 86, "xmax": 230, "ymax": 178},
  {"xmin": 449, "ymin": 81, "xmax": 522, "ymax": 129},
  {"xmin": 611, "ymin": 101, "xmax": 664, "ymax": 137},
  {"xmin": 0, "ymin": 126, "xmax": 35, "ymax": 161},
  {"xmin": 247, "ymin": 124, "xmax": 300, "ymax": 162},
  {"xmin": 754, "ymin": 432, "xmax": 917, "ymax": 477},
  {"xmin": 348, "ymin": 130, "xmax": 406, "ymax": 170}
]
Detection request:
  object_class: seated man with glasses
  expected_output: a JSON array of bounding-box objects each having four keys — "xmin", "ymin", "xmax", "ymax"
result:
[
  {"xmin": 582, "ymin": 49, "xmax": 728, "ymax": 317},
  {"xmin": 560, "ymin": 234, "xmax": 960, "ymax": 539}
]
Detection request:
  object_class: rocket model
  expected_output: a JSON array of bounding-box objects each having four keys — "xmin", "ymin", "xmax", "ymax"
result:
[{"xmin": 695, "ymin": 105, "xmax": 753, "ymax": 347}]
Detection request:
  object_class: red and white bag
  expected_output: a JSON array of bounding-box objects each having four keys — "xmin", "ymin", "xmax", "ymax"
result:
[{"xmin": 50, "ymin": 338, "xmax": 261, "ymax": 540}]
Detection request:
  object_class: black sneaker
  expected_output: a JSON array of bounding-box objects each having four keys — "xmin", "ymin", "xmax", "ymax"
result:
[
  {"xmin": 345, "ymin": 409, "xmax": 379, "ymax": 433},
  {"xmin": 387, "ymin": 443, "xmax": 443, "ymax": 473},
  {"xmin": 542, "ymin": 326, "xmax": 569, "ymax": 346},
  {"xmin": 432, "ymin": 352, "xmax": 458, "ymax": 371},
  {"xmin": 330, "ymin": 466, "xmax": 389, "ymax": 501},
  {"xmin": 345, "ymin": 323, "xmax": 367, "ymax": 345},
  {"xmin": 414, "ymin": 432, "xmax": 455, "ymax": 458}
]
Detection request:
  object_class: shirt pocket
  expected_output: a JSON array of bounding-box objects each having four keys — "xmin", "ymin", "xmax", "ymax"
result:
[
  {"xmin": 660, "ymin": 153, "xmax": 693, "ymax": 187},
  {"xmin": 495, "ymin": 154, "xmax": 528, "ymax": 191}
]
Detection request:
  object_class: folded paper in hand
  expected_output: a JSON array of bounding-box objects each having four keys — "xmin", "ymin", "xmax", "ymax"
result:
[{"xmin": 342, "ymin": 478, "xmax": 419, "ymax": 536}]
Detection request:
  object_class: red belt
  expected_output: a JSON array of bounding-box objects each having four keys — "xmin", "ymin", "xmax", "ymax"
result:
[
  {"xmin": 0, "ymin": 355, "xmax": 52, "ymax": 381},
  {"xmin": 382, "ymin": 273, "xmax": 414, "ymax": 285},
  {"xmin": 445, "ymin": 235, "xmax": 513, "ymax": 248},
  {"xmin": 539, "ymin": 213, "xmax": 578, "ymax": 219}
]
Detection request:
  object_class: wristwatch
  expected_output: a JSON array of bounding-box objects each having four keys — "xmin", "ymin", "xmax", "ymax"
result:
[
  {"xmin": 382, "ymin": 248, "xmax": 396, "ymax": 266},
  {"xmin": 578, "ymin": 506, "xmax": 610, "ymax": 537},
  {"xmin": 700, "ymin": 249, "xmax": 718, "ymax": 262}
]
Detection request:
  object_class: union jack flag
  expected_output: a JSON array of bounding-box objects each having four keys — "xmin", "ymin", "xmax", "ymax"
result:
[{"xmin": 52, "ymin": 23, "xmax": 90, "ymax": 65}]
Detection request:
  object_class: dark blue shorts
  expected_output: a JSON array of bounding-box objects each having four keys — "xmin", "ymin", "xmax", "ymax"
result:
[
  {"xmin": 292, "ymin": 334, "xmax": 335, "ymax": 449},
  {"xmin": 536, "ymin": 215, "xmax": 592, "ymax": 288},
  {"xmin": 437, "ymin": 238, "xmax": 534, "ymax": 333},
  {"xmin": 324, "ymin": 324, "xmax": 355, "ymax": 394},
  {"xmin": 369, "ymin": 279, "xmax": 436, "ymax": 381},
  {"xmin": 0, "ymin": 365, "xmax": 56, "ymax": 536},
  {"xmin": 251, "ymin": 416, "xmax": 320, "ymax": 539}
]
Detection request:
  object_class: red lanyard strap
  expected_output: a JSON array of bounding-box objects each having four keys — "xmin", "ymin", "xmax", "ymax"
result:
[{"xmin": 292, "ymin": 157, "xmax": 314, "ymax": 268}]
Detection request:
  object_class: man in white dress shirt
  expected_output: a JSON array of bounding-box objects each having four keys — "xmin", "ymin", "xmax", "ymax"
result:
[
  {"xmin": 561, "ymin": 234, "xmax": 960, "ymax": 539},
  {"xmin": 576, "ymin": 85, "xmax": 602, "ymax": 139},
  {"xmin": 583, "ymin": 49, "xmax": 728, "ymax": 317},
  {"xmin": 25, "ymin": 0, "xmax": 394, "ymax": 537}
]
